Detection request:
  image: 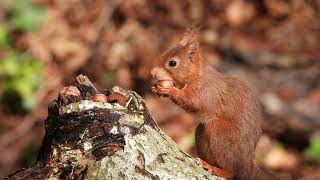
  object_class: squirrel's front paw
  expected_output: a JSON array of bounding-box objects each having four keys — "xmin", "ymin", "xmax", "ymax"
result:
[
  {"xmin": 152, "ymin": 80, "xmax": 174, "ymax": 96},
  {"xmin": 152, "ymin": 84, "xmax": 170, "ymax": 96}
]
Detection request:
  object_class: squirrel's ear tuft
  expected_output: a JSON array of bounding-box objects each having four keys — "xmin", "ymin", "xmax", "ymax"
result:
[
  {"xmin": 179, "ymin": 27, "xmax": 199, "ymax": 47},
  {"xmin": 179, "ymin": 27, "xmax": 200, "ymax": 62}
]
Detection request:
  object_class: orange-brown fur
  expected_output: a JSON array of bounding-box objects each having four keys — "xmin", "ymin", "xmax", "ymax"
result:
[{"xmin": 151, "ymin": 28, "xmax": 276, "ymax": 180}]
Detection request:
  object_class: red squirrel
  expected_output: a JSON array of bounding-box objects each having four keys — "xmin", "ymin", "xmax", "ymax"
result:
[{"xmin": 151, "ymin": 28, "xmax": 277, "ymax": 180}]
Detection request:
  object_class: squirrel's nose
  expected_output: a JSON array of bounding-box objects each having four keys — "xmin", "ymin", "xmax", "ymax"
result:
[{"xmin": 151, "ymin": 67, "xmax": 173, "ymax": 81}]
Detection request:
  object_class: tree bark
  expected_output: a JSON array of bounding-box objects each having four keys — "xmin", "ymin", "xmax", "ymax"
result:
[{"xmin": 6, "ymin": 75, "xmax": 222, "ymax": 180}]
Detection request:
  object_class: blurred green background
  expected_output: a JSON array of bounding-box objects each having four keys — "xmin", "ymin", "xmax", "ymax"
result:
[{"xmin": 0, "ymin": 0, "xmax": 319, "ymax": 179}]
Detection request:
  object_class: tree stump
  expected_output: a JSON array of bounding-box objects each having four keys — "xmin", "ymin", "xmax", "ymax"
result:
[{"xmin": 6, "ymin": 75, "xmax": 221, "ymax": 180}]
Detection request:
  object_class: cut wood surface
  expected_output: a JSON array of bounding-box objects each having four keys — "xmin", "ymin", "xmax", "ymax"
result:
[{"xmin": 6, "ymin": 75, "xmax": 222, "ymax": 180}]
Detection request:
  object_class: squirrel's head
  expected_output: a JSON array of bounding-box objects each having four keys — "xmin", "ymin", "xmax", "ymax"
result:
[{"xmin": 151, "ymin": 27, "xmax": 201, "ymax": 87}]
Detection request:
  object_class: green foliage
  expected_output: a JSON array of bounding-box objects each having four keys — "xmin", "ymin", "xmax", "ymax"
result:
[
  {"xmin": 10, "ymin": 0, "xmax": 46, "ymax": 32},
  {"xmin": 0, "ymin": 51, "xmax": 43, "ymax": 111},
  {"xmin": 0, "ymin": 23, "xmax": 9, "ymax": 47},
  {"xmin": 183, "ymin": 131, "xmax": 196, "ymax": 146},
  {"xmin": 255, "ymin": 154, "xmax": 264, "ymax": 165},
  {"xmin": 179, "ymin": 131, "xmax": 196, "ymax": 151},
  {"xmin": 274, "ymin": 143, "xmax": 285, "ymax": 150},
  {"xmin": 21, "ymin": 143, "xmax": 38, "ymax": 167},
  {"xmin": 305, "ymin": 137, "xmax": 320, "ymax": 162},
  {"xmin": 0, "ymin": 0, "xmax": 46, "ymax": 111},
  {"xmin": 104, "ymin": 71, "xmax": 116, "ymax": 85}
]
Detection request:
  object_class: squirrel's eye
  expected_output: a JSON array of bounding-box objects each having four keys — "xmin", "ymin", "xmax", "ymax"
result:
[{"xmin": 168, "ymin": 60, "xmax": 177, "ymax": 67}]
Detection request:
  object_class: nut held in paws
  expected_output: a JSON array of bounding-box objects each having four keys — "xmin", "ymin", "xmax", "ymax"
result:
[{"xmin": 157, "ymin": 80, "xmax": 174, "ymax": 88}]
